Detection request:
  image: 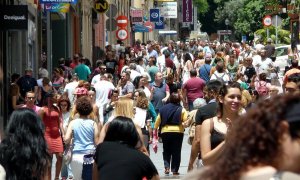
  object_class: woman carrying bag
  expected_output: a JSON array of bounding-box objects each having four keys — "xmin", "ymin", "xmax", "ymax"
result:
[
  {"xmin": 64, "ymin": 96, "xmax": 99, "ymax": 179},
  {"xmin": 153, "ymin": 93, "xmax": 188, "ymax": 176}
]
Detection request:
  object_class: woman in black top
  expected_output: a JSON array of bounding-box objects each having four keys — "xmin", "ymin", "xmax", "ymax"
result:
[
  {"xmin": 93, "ymin": 116, "xmax": 159, "ymax": 180},
  {"xmin": 200, "ymin": 82, "xmax": 242, "ymax": 166}
]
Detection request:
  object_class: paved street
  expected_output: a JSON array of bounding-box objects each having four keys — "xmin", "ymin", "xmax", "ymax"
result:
[
  {"xmin": 150, "ymin": 132, "xmax": 190, "ymax": 180},
  {"xmin": 52, "ymin": 132, "xmax": 191, "ymax": 179}
]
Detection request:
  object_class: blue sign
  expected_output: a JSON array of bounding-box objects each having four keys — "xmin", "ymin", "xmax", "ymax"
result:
[
  {"xmin": 155, "ymin": 17, "xmax": 164, "ymax": 29},
  {"xmin": 133, "ymin": 24, "xmax": 150, "ymax": 32},
  {"xmin": 242, "ymin": 35, "xmax": 247, "ymax": 42},
  {"xmin": 40, "ymin": 0, "xmax": 77, "ymax": 3},
  {"xmin": 150, "ymin": 9, "xmax": 159, "ymax": 22}
]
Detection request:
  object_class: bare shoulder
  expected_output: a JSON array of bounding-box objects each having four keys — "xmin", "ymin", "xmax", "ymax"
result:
[{"xmin": 183, "ymin": 167, "xmax": 210, "ymax": 180}]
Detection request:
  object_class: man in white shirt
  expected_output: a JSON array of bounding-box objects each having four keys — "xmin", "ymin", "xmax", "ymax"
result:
[
  {"xmin": 94, "ymin": 74, "xmax": 115, "ymax": 123},
  {"xmin": 63, "ymin": 74, "xmax": 79, "ymax": 105}
]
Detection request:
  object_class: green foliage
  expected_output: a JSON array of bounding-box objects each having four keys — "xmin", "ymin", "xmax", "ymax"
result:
[
  {"xmin": 193, "ymin": 0, "xmax": 209, "ymax": 14},
  {"xmin": 254, "ymin": 26, "xmax": 291, "ymax": 44}
]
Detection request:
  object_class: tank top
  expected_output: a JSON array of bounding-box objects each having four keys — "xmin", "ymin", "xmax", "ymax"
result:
[
  {"xmin": 210, "ymin": 128, "xmax": 225, "ymax": 149},
  {"xmin": 72, "ymin": 118, "xmax": 95, "ymax": 153}
]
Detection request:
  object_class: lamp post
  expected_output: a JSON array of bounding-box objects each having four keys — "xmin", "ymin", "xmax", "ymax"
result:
[{"xmin": 225, "ymin": 18, "xmax": 230, "ymax": 41}]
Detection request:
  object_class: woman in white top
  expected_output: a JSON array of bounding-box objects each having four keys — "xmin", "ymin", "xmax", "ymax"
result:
[{"xmin": 58, "ymin": 97, "xmax": 73, "ymax": 179}]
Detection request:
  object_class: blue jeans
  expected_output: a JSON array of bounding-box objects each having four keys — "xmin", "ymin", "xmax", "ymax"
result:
[
  {"xmin": 188, "ymin": 101, "xmax": 194, "ymax": 111},
  {"xmin": 61, "ymin": 163, "xmax": 73, "ymax": 179}
]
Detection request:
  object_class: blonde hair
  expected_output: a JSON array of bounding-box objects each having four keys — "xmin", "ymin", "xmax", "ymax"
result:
[{"xmin": 113, "ymin": 98, "xmax": 134, "ymax": 119}]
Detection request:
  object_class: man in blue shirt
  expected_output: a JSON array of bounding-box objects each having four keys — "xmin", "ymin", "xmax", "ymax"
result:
[{"xmin": 199, "ymin": 54, "xmax": 212, "ymax": 82}]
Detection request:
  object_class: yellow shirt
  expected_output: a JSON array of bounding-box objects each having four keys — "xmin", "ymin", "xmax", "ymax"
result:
[{"xmin": 154, "ymin": 108, "xmax": 188, "ymax": 133}]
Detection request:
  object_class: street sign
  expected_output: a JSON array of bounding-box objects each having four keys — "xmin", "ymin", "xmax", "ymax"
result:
[
  {"xmin": 105, "ymin": 4, "xmax": 117, "ymax": 17},
  {"xmin": 131, "ymin": 17, "xmax": 143, "ymax": 24},
  {"xmin": 150, "ymin": 9, "xmax": 160, "ymax": 22},
  {"xmin": 106, "ymin": 18, "xmax": 117, "ymax": 31},
  {"xmin": 116, "ymin": 15, "xmax": 128, "ymax": 28},
  {"xmin": 144, "ymin": 21, "xmax": 154, "ymax": 32},
  {"xmin": 271, "ymin": 15, "xmax": 282, "ymax": 27},
  {"xmin": 130, "ymin": 9, "xmax": 143, "ymax": 17},
  {"xmin": 94, "ymin": 0, "xmax": 109, "ymax": 14},
  {"xmin": 155, "ymin": 17, "xmax": 164, "ymax": 29},
  {"xmin": 116, "ymin": 28, "xmax": 128, "ymax": 40},
  {"xmin": 263, "ymin": 15, "xmax": 272, "ymax": 27},
  {"xmin": 161, "ymin": 2, "xmax": 177, "ymax": 18}
]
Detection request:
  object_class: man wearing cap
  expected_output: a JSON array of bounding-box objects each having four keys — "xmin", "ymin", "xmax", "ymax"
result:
[
  {"xmin": 199, "ymin": 54, "xmax": 212, "ymax": 82},
  {"xmin": 17, "ymin": 68, "xmax": 38, "ymax": 101}
]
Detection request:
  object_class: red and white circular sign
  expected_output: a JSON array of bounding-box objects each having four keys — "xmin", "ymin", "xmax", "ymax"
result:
[
  {"xmin": 116, "ymin": 28, "xmax": 128, "ymax": 40},
  {"xmin": 116, "ymin": 15, "xmax": 128, "ymax": 28},
  {"xmin": 144, "ymin": 21, "xmax": 154, "ymax": 32},
  {"xmin": 263, "ymin": 15, "xmax": 272, "ymax": 27}
]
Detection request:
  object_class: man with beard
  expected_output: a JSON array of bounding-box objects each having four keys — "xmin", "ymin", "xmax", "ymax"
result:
[
  {"xmin": 117, "ymin": 71, "xmax": 135, "ymax": 98},
  {"xmin": 187, "ymin": 80, "xmax": 223, "ymax": 171}
]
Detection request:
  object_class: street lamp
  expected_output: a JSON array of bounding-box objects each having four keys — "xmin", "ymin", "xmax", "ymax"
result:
[{"xmin": 225, "ymin": 18, "xmax": 230, "ymax": 41}]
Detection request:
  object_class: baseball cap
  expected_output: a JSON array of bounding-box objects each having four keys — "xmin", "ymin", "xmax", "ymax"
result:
[{"xmin": 193, "ymin": 98, "xmax": 207, "ymax": 109}]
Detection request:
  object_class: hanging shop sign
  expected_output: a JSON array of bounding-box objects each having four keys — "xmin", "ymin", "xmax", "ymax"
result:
[
  {"xmin": 0, "ymin": 5, "xmax": 28, "ymax": 31},
  {"xmin": 155, "ymin": 16, "xmax": 164, "ymax": 29},
  {"xmin": 150, "ymin": 9, "xmax": 160, "ymax": 22},
  {"xmin": 94, "ymin": 0, "xmax": 109, "ymax": 14},
  {"xmin": 44, "ymin": 3, "xmax": 70, "ymax": 12},
  {"xmin": 183, "ymin": 0, "xmax": 192, "ymax": 22},
  {"xmin": 161, "ymin": 2, "xmax": 177, "ymax": 18}
]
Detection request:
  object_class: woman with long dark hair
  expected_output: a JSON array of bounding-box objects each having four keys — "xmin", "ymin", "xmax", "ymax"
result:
[
  {"xmin": 0, "ymin": 108, "xmax": 51, "ymax": 180},
  {"xmin": 93, "ymin": 116, "xmax": 159, "ymax": 180},
  {"xmin": 185, "ymin": 93, "xmax": 300, "ymax": 180},
  {"xmin": 200, "ymin": 82, "xmax": 242, "ymax": 166},
  {"xmin": 38, "ymin": 92, "xmax": 65, "ymax": 180}
]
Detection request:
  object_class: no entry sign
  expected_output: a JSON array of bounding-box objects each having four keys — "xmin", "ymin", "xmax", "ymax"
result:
[{"xmin": 116, "ymin": 15, "xmax": 128, "ymax": 28}]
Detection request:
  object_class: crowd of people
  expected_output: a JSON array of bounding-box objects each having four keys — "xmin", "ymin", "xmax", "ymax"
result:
[{"xmin": 1, "ymin": 38, "xmax": 300, "ymax": 179}]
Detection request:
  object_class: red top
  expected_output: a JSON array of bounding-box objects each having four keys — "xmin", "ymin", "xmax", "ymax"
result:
[
  {"xmin": 42, "ymin": 107, "xmax": 63, "ymax": 153},
  {"xmin": 183, "ymin": 77, "xmax": 205, "ymax": 102}
]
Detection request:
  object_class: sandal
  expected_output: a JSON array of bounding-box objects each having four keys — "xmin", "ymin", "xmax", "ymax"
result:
[
  {"xmin": 173, "ymin": 172, "xmax": 180, "ymax": 176},
  {"xmin": 164, "ymin": 168, "xmax": 170, "ymax": 175}
]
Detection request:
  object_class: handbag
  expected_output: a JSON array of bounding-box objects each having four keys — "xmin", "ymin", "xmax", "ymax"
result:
[
  {"xmin": 63, "ymin": 138, "xmax": 73, "ymax": 164},
  {"xmin": 81, "ymin": 153, "xmax": 95, "ymax": 180}
]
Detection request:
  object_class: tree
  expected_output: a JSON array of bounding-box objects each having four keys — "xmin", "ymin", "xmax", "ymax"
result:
[
  {"xmin": 255, "ymin": 26, "xmax": 291, "ymax": 44},
  {"xmin": 193, "ymin": 0, "xmax": 209, "ymax": 14}
]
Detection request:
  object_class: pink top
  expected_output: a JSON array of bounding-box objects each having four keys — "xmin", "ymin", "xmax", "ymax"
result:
[{"xmin": 22, "ymin": 105, "xmax": 41, "ymax": 114}]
